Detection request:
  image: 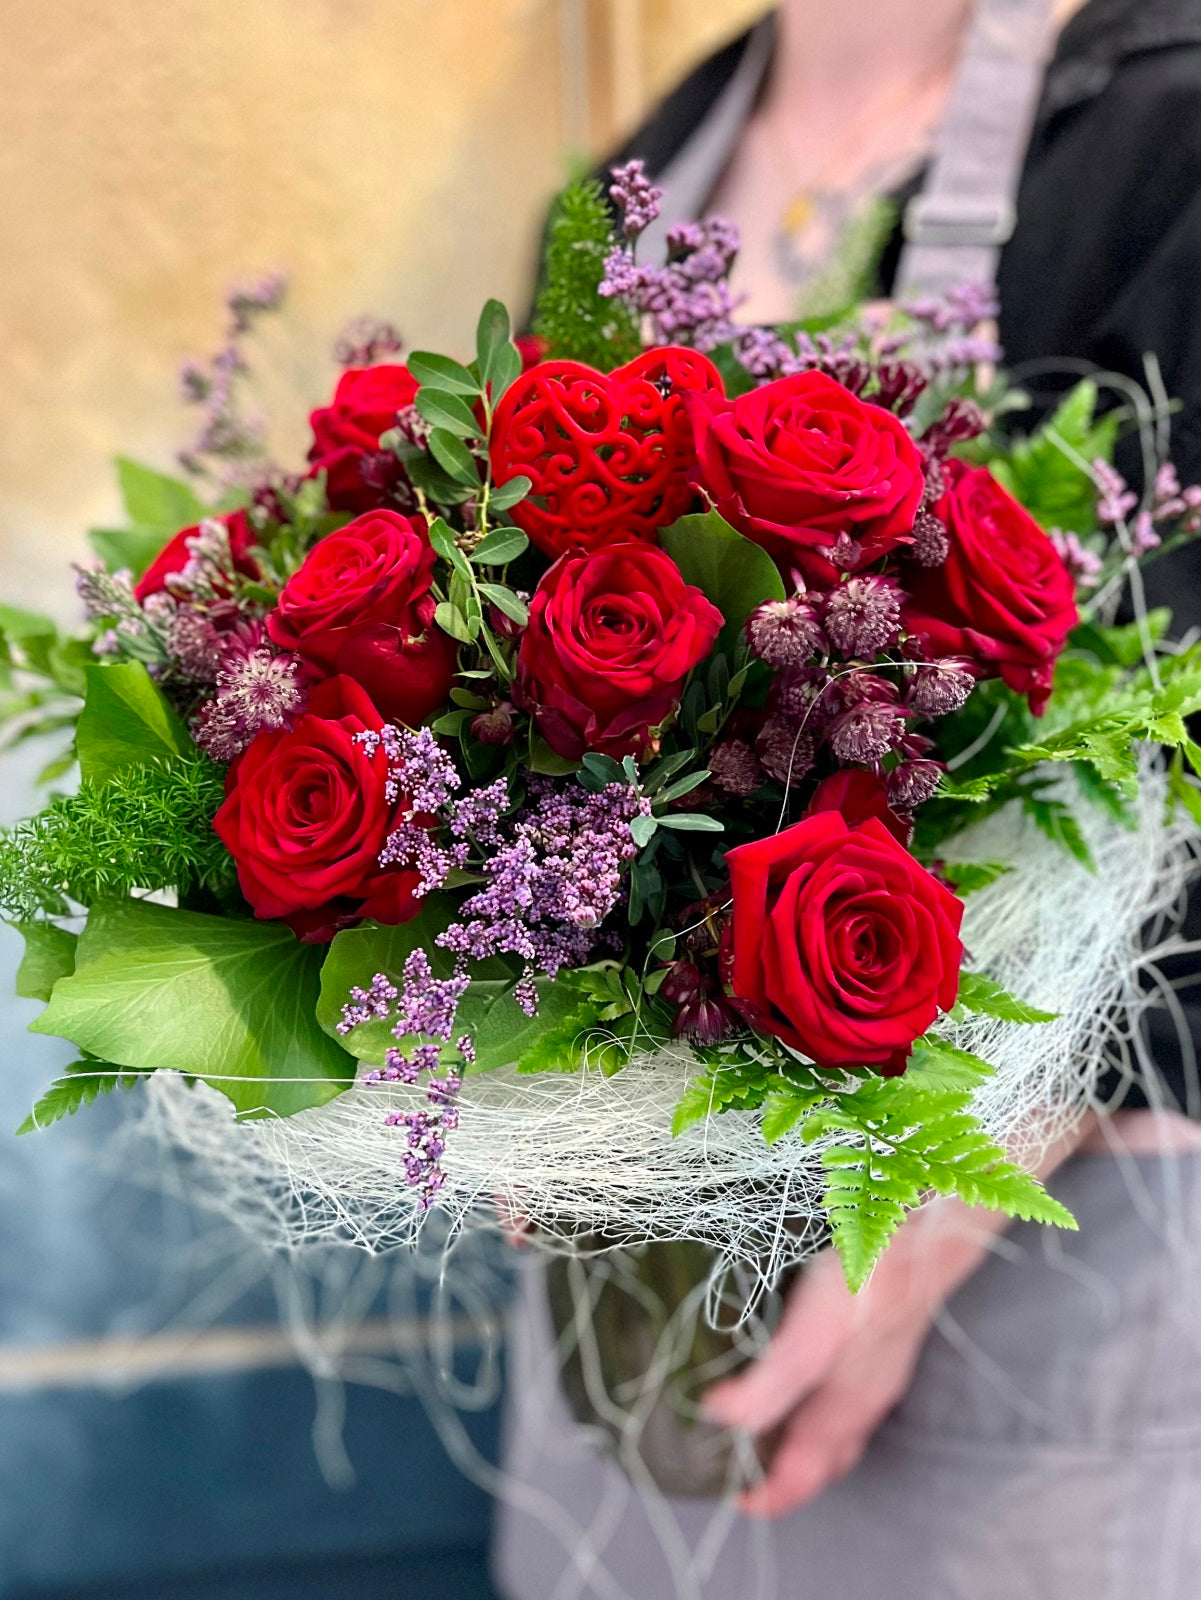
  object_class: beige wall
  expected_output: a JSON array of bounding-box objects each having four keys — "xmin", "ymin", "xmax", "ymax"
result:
[{"xmin": 1, "ymin": 0, "xmax": 765, "ymax": 616}]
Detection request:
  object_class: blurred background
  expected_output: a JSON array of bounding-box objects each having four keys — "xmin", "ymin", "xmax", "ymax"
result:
[{"xmin": 0, "ymin": 3, "xmax": 763, "ymax": 1597}]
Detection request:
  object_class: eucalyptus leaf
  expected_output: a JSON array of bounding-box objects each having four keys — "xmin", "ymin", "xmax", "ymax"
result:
[
  {"xmin": 427, "ymin": 428, "xmax": 480, "ymax": 487},
  {"xmin": 407, "ymin": 351, "xmax": 481, "ymax": 397},
  {"xmin": 478, "ymin": 584, "xmax": 529, "ymax": 626},
  {"xmin": 472, "ymin": 526, "xmax": 529, "ymax": 565},
  {"xmin": 416, "ymin": 387, "xmax": 483, "ymax": 440},
  {"xmin": 487, "ymin": 476, "xmax": 533, "ymax": 514},
  {"xmin": 434, "ymin": 602, "xmax": 476, "ymax": 645}
]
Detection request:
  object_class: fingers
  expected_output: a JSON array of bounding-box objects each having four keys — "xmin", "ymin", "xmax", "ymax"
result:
[
  {"xmin": 737, "ymin": 1332, "xmax": 921, "ymax": 1517},
  {"xmin": 702, "ymin": 1248, "xmax": 855, "ymax": 1435}
]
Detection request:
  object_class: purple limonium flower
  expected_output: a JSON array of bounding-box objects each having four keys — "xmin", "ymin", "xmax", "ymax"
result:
[
  {"xmin": 333, "ymin": 314, "xmax": 404, "ymax": 368},
  {"xmin": 608, "ymin": 159, "xmax": 663, "ymax": 239},
  {"xmin": 1048, "ymin": 528, "xmax": 1104, "ymax": 586}
]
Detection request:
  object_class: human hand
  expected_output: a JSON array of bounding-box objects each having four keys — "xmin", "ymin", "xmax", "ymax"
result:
[{"xmin": 702, "ymin": 1117, "xmax": 1090, "ymax": 1518}]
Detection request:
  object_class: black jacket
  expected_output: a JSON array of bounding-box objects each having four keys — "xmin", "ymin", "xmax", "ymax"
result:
[{"xmin": 602, "ymin": 0, "xmax": 1201, "ymax": 1111}]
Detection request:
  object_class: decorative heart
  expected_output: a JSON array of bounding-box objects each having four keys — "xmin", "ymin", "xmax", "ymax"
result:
[{"xmin": 489, "ymin": 347, "xmax": 724, "ymax": 559}]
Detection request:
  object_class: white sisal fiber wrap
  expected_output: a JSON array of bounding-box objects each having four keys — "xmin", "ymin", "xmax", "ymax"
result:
[{"xmin": 129, "ymin": 759, "xmax": 1199, "ymax": 1284}]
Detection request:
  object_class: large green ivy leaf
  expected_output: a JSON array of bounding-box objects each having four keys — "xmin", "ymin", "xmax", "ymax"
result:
[
  {"xmin": 30, "ymin": 899, "xmax": 355, "ymax": 1118},
  {"xmin": 317, "ymin": 901, "xmax": 593, "ymax": 1070},
  {"xmin": 76, "ymin": 662, "xmax": 195, "ymax": 783},
  {"xmin": 15, "ymin": 923, "xmax": 78, "ymax": 1001},
  {"xmin": 661, "ymin": 511, "xmax": 785, "ymax": 649}
]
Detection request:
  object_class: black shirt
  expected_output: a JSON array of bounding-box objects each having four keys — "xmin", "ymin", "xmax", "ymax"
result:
[{"xmin": 600, "ymin": 0, "xmax": 1201, "ymax": 1112}]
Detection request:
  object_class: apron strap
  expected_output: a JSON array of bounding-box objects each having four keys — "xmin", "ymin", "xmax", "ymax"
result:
[{"xmin": 896, "ymin": 0, "xmax": 1062, "ymax": 297}]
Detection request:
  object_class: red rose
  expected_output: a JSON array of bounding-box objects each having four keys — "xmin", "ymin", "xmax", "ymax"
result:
[
  {"xmin": 903, "ymin": 461, "xmax": 1078, "ymax": 715},
  {"xmin": 134, "ymin": 509, "xmax": 260, "ymax": 603},
  {"xmin": 515, "ymin": 541, "xmax": 723, "ymax": 760},
  {"xmin": 213, "ymin": 675, "xmax": 421, "ymax": 940},
  {"xmin": 726, "ymin": 811, "xmax": 964, "ymax": 1073},
  {"xmin": 308, "ymin": 364, "xmax": 418, "ymax": 513},
  {"xmin": 267, "ymin": 510, "xmax": 456, "ymax": 726},
  {"xmin": 688, "ymin": 371, "xmax": 926, "ymax": 586},
  {"xmin": 806, "ymin": 769, "xmax": 911, "ymax": 844}
]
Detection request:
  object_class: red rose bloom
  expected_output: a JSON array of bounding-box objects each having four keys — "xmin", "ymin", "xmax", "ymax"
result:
[
  {"xmin": 903, "ymin": 461, "xmax": 1078, "ymax": 715},
  {"xmin": 515, "ymin": 541, "xmax": 723, "ymax": 760},
  {"xmin": 726, "ymin": 811, "xmax": 964, "ymax": 1074},
  {"xmin": 688, "ymin": 370, "xmax": 926, "ymax": 586},
  {"xmin": 308, "ymin": 364, "xmax": 418, "ymax": 513},
  {"xmin": 134, "ymin": 509, "xmax": 260, "ymax": 603},
  {"xmin": 213, "ymin": 676, "xmax": 421, "ymax": 940},
  {"xmin": 267, "ymin": 510, "xmax": 456, "ymax": 726}
]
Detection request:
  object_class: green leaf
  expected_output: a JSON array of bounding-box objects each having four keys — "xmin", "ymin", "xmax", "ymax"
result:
[
  {"xmin": 0, "ymin": 603, "xmax": 57, "ymax": 649},
  {"xmin": 956, "ymin": 972, "xmax": 1057, "ymax": 1025},
  {"xmin": 478, "ymin": 583, "xmax": 529, "ymax": 627},
  {"xmin": 416, "ymin": 387, "xmax": 483, "ymax": 440},
  {"xmin": 906, "ymin": 1035, "xmax": 997, "ymax": 1091},
  {"xmin": 476, "ymin": 299, "xmax": 513, "ymax": 389},
  {"xmin": 17, "ymin": 1059, "xmax": 138, "ymax": 1135},
  {"xmin": 15, "ymin": 923, "xmax": 78, "ymax": 1001},
  {"xmin": 88, "ymin": 525, "xmax": 174, "ymax": 576},
  {"xmin": 658, "ymin": 813, "xmax": 723, "ymax": 832},
  {"xmin": 427, "ymin": 428, "xmax": 479, "ymax": 487},
  {"xmin": 657, "ymin": 770, "xmax": 710, "ymax": 804},
  {"xmin": 660, "ymin": 511, "xmax": 786, "ymax": 649},
  {"xmin": 472, "ymin": 526, "xmax": 529, "ymax": 566},
  {"xmin": 1023, "ymin": 791, "xmax": 1094, "ymax": 871},
  {"xmin": 407, "ymin": 351, "xmax": 481, "ymax": 396},
  {"xmin": 940, "ymin": 861, "xmax": 1012, "ymax": 896},
  {"xmin": 434, "ymin": 601, "xmax": 476, "ymax": 645},
  {"xmin": 532, "ymin": 176, "xmax": 641, "ymax": 368},
  {"xmin": 428, "ymin": 517, "xmax": 474, "ymax": 579},
  {"xmin": 487, "ymin": 477, "xmax": 533, "ymax": 515},
  {"xmin": 32, "ymin": 899, "xmax": 355, "ymax": 1119},
  {"xmin": 672, "ymin": 1059, "xmax": 778, "ymax": 1136},
  {"xmin": 761, "ymin": 1086, "xmax": 825, "ymax": 1145},
  {"xmin": 75, "ymin": 662, "xmax": 195, "ymax": 783},
  {"xmin": 935, "ymin": 773, "xmax": 999, "ymax": 803},
  {"xmin": 528, "ymin": 737, "xmax": 579, "ymax": 776},
  {"xmin": 115, "ymin": 457, "xmax": 205, "ymax": 530},
  {"xmin": 630, "ymin": 813, "xmax": 658, "ymax": 848},
  {"xmin": 515, "ymin": 1001, "xmax": 605, "ymax": 1073}
]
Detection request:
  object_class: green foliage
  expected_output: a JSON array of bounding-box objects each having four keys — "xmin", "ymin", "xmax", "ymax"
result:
[
  {"xmin": 89, "ymin": 458, "xmax": 209, "ymax": 575},
  {"xmin": 804, "ymin": 1073, "xmax": 1076, "ymax": 1291},
  {"xmin": 672, "ymin": 1055, "xmax": 781, "ymax": 1136},
  {"xmin": 940, "ymin": 861, "xmax": 1011, "ymax": 896},
  {"xmin": 986, "ymin": 380, "xmax": 1118, "ymax": 535},
  {"xmin": 76, "ymin": 662, "xmax": 193, "ymax": 784},
  {"xmin": 905, "ymin": 1035, "xmax": 996, "ymax": 1091},
  {"xmin": 30, "ymin": 898, "xmax": 355, "ymax": 1119},
  {"xmin": 17, "ymin": 1056, "xmax": 139, "ymax": 1135},
  {"xmin": 15, "ymin": 923, "xmax": 78, "ymax": 1001},
  {"xmin": 1022, "ymin": 788, "xmax": 1094, "ymax": 870},
  {"xmin": 315, "ymin": 905, "xmax": 599, "ymax": 1073},
  {"xmin": 661, "ymin": 511, "xmax": 786, "ymax": 652},
  {"xmin": 956, "ymin": 972, "xmax": 1057, "ymax": 1025},
  {"xmin": 532, "ymin": 177, "xmax": 640, "ymax": 369},
  {"xmin": 0, "ymin": 754, "xmax": 233, "ymax": 918}
]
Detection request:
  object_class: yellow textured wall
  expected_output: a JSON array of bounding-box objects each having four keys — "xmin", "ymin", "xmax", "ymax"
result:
[{"xmin": 1, "ymin": 0, "xmax": 766, "ymax": 616}]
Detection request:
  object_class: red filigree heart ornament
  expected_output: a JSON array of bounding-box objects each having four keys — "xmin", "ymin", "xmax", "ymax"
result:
[{"xmin": 488, "ymin": 347, "xmax": 724, "ymax": 559}]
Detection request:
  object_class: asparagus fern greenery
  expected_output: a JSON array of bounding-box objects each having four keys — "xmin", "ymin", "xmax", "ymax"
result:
[{"xmin": 532, "ymin": 175, "xmax": 641, "ymax": 368}]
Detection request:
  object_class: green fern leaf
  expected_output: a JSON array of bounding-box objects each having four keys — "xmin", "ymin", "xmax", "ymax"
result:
[
  {"xmin": 956, "ymin": 973, "xmax": 1058, "ymax": 1025},
  {"xmin": 17, "ymin": 1059, "xmax": 139, "ymax": 1134}
]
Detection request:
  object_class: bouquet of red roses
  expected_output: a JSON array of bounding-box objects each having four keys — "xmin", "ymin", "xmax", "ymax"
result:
[{"xmin": 5, "ymin": 163, "xmax": 1200, "ymax": 1293}]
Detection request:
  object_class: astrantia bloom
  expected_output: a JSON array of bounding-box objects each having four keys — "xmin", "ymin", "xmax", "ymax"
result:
[{"xmin": 726, "ymin": 810, "xmax": 963, "ymax": 1074}]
